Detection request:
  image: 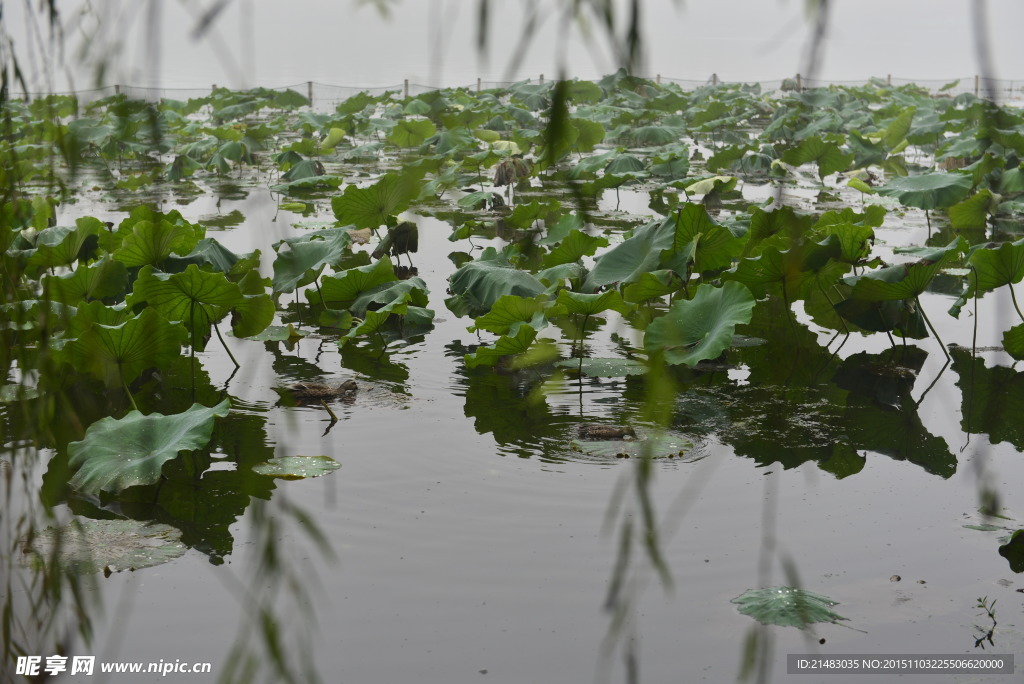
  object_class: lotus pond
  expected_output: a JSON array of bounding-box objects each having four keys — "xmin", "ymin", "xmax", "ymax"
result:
[{"xmin": 3, "ymin": 73, "xmax": 1024, "ymax": 683}]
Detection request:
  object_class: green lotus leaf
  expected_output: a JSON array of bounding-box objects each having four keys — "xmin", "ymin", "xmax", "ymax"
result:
[
  {"xmin": 554, "ymin": 357, "xmax": 647, "ymax": 377},
  {"xmin": 322, "ymin": 127, "xmax": 347, "ymax": 149},
  {"xmin": 999, "ymin": 530, "xmax": 1024, "ymax": 573},
  {"xmin": 644, "ymin": 282, "xmax": 756, "ymax": 367},
  {"xmin": 949, "ymin": 237, "xmax": 1024, "ymax": 317},
  {"xmin": 0, "ymin": 384, "xmax": 41, "ymax": 402},
  {"xmin": 68, "ymin": 399, "xmax": 231, "ymax": 496},
  {"xmin": 583, "ymin": 220, "xmax": 675, "ymax": 292},
  {"xmin": 663, "ymin": 202, "xmax": 743, "ymax": 274},
  {"xmin": 542, "ymin": 228, "xmax": 608, "ymax": 268},
  {"xmin": 625, "ymin": 125, "xmax": 682, "ymax": 147},
  {"xmin": 464, "ymin": 325, "xmax": 539, "ymax": 369},
  {"xmin": 343, "ymin": 298, "xmax": 408, "ymax": 342},
  {"xmin": 23, "ymin": 519, "xmax": 187, "ymax": 574},
  {"xmin": 998, "ymin": 165, "xmax": 1024, "ymax": 194},
  {"xmin": 41, "ymin": 255, "xmax": 129, "ymax": 305},
  {"xmin": 129, "ymin": 264, "xmax": 270, "ymax": 350},
  {"xmin": 681, "ymin": 175, "xmax": 737, "ymax": 197},
  {"xmin": 781, "ymin": 136, "xmax": 855, "ymax": 180},
  {"xmin": 331, "ymin": 172, "xmax": 418, "ymax": 229},
  {"xmin": 163, "ymin": 238, "xmax": 260, "ymax": 279},
  {"xmin": 505, "ymin": 199, "xmax": 560, "ymax": 229},
  {"xmin": 271, "ymin": 228, "xmax": 352, "ymax": 294},
  {"xmin": 446, "ymin": 258, "xmax": 547, "ymax": 318},
  {"xmin": 280, "ymin": 158, "xmax": 325, "ymax": 182},
  {"xmin": 113, "ymin": 217, "xmax": 204, "ymax": 268},
  {"xmin": 316, "ymin": 258, "xmax": 398, "ymax": 308},
  {"xmin": 23, "ymin": 217, "xmax": 104, "ymax": 276},
  {"xmin": 622, "ymin": 270, "xmax": 685, "ymax": 303},
  {"xmin": 721, "ymin": 235, "xmax": 844, "ymax": 301},
  {"xmin": 950, "ymin": 189, "xmax": 999, "ymax": 229},
  {"xmin": 732, "ymin": 587, "xmax": 848, "ymax": 628},
  {"xmin": 252, "ymin": 455, "xmax": 341, "ymax": 480},
  {"xmin": 605, "ymin": 154, "xmax": 645, "ymax": 175},
  {"xmin": 63, "ymin": 306, "xmax": 188, "ymax": 387},
  {"xmin": 555, "ymin": 289, "xmax": 633, "ymax": 317},
  {"xmin": 569, "ymin": 429, "xmax": 693, "ymax": 459},
  {"xmin": 572, "ymin": 118, "xmax": 605, "ymax": 152},
  {"xmin": 470, "ymin": 295, "xmax": 553, "ymax": 335},
  {"xmin": 350, "ymin": 277, "xmax": 430, "ymax": 317},
  {"xmin": 743, "ymin": 205, "xmax": 815, "ymax": 257},
  {"xmin": 387, "ymin": 118, "xmax": 437, "ymax": 148},
  {"xmin": 876, "ymin": 172, "xmax": 972, "ymax": 210},
  {"xmin": 848, "ymin": 237, "xmax": 967, "ymax": 301},
  {"xmin": 1004, "ymin": 323, "xmax": 1024, "ymax": 360}
]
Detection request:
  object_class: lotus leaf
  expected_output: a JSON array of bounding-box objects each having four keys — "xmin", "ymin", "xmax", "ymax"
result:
[
  {"xmin": 781, "ymin": 136, "xmax": 855, "ymax": 180},
  {"xmin": 331, "ymin": 173, "xmax": 418, "ymax": 229},
  {"xmin": 42, "ymin": 255, "xmax": 129, "ymax": 305},
  {"xmin": 446, "ymin": 258, "xmax": 546, "ymax": 318},
  {"xmin": 272, "ymin": 228, "xmax": 352, "ymax": 294},
  {"xmin": 464, "ymin": 325, "xmax": 539, "ymax": 369},
  {"xmin": 732, "ymin": 587, "xmax": 847, "ymax": 628},
  {"xmin": 644, "ymin": 282, "xmax": 756, "ymax": 367},
  {"xmin": 554, "ymin": 357, "xmax": 647, "ymax": 377},
  {"xmin": 999, "ymin": 530, "xmax": 1024, "ymax": 573},
  {"xmin": 63, "ymin": 306, "xmax": 188, "ymax": 387},
  {"xmin": 316, "ymin": 258, "xmax": 397, "ymax": 308},
  {"xmin": 24, "ymin": 519, "xmax": 187, "ymax": 574},
  {"xmin": 470, "ymin": 295, "xmax": 553, "ymax": 336},
  {"xmin": 876, "ymin": 172, "xmax": 972, "ymax": 209},
  {"xmin": 848, "ymin": 237, "xmax": 967, "ymax": 301},
  {"xmin": 252, "ymin": 456, "xmax": 341, "ymax": 480},
  {"xmin": 69, "ymin": 399, "xmax": 231, "ymax": 496}
]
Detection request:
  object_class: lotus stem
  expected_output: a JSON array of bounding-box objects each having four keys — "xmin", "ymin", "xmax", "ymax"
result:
[
  {"xmin": 213, "ymin": 320, "xmax": 240, "ymax": 369},
  {"xmin": 121, "ymin": 376, "xmax": 138, "ymax": 412},
  {"xmin": 916, "ymin": 295, "xmax": 950, "ymax": 361},
  {"xmin": 1009, "ymin": 283, "xmax": 1024, "ymax": 323},
  {"xmin": 319, "ymin": 399, "xmax": 338, "ymax": 422},
  {"xmin": 315, "ymin": 279, "xmax": 327, "ymax": 309}
]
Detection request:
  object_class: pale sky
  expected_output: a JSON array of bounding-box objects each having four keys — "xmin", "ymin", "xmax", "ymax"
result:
[{"xmin": 6, "ymin": 0, "xmax": 1024, "ymax": 92}]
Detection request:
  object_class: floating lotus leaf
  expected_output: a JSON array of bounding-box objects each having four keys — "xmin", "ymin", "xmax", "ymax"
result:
[
  {"xmin": 68, "ymin": 399, "xmax": 231, "ymax": 496},
  {"xmin": 252, "ymin": 456, "xmax": 341, "ymax": 480},
  {"xmin": 569, "ymin": 428, "xmax": 693, "ymax": 459},
  {"xmin": 554, "ymin": 357, "xmax": 647, "ymax": 377},
  {"xmin": 316, "ymin": 257, "xmax": 397, "ymax": 308},
  {"xmin": 732, "ymin": 587, "xmax": 848, "ymax": 628},
  {"xmin": 245, "ymin": 324, "xmax": 307, "ymax": 343},
  {"xmin": 24, "ymin": 519, "xmax": 186, "ymax": 574}
]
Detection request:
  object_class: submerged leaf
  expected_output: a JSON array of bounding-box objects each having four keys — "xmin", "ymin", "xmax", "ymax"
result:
[{"xmin": 252, "ymin": 456, "xmax": 341, "ymax": 480}]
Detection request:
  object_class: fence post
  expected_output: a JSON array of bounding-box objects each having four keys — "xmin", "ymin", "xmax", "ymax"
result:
[
  {"xmin": 711, "ymin": 73, "xmax": 719, "ymax": 86},
  {"xmin": 307, "ymin": 80, "xmax": 313, "ymax": 104},
  {"xmin": 539, "ymin": 74, "xmax": 544, "ymax": 85},
  {"xmin": 796, "ymin": 73, "xmax": 802, "ymax": 92},
  {"xmin": 656, "ymin": 74, "xmax": 661, "ymax": 84},
  {"xmin": 114, "ymin": 84, "xmax": 120, "ymax": 95},
  {"xmin": 887, "ymin": 74, "xmax": 892, "ymax": 86},
  {"xmin": 975, "ymin": 74, "xmax": 980, "ymax": 97},
  {"xmin": 477, "ymin": 77, "xmax": 481, "ymax": 92},
  {"xmin": 404, "ymin": 79, "xmax": 409, "ymax": 98},
  {"xmin": 212, "ymin": 84, "xmax": 217, "ymax": 94}
]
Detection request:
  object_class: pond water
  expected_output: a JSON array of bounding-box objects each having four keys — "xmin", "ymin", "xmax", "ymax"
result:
[{"xmin": 4, "ymin": 79, "xmax": 1024, "ymax": 684}]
